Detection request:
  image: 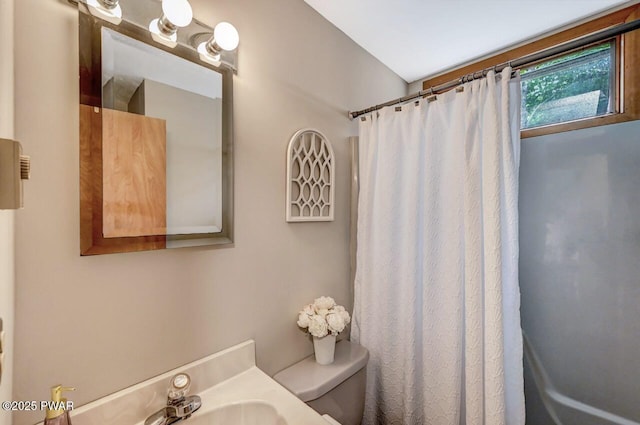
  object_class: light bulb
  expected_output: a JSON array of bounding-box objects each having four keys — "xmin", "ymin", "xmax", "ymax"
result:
[
  {"xmin": 213, "ymin": 22, "xmax": 239, "ymax": 51},
  {"xmin": 149, "ymin": 0, "xmax": 193, "ymax": 48},
  {"xmin": 87, "ymin": 0, "xmax": 122, "ymax": 25},
  {"xmin": 162, "ymin": 0, "xmax": 193, "ymax": 28},
  {"xmin": 197, "ymin": 22, "xmax": 239, "ymax": 66}
]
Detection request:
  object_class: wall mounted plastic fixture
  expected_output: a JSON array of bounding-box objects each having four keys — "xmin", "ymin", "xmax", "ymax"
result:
[{"xmin": 0, "ymin": 138, "xmax": 30, "ymax": 209}]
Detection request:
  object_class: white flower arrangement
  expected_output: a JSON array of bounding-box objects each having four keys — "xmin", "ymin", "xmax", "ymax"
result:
[{"xmin": 297, "ymin": 296, "xmax": 351, "ymax": 338}]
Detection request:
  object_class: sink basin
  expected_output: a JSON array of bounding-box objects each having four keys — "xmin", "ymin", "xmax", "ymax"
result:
[
  {"xmin": 187, "ymin": 401, "xmax": 287, "ymax": 425},
  {"xmin": 47, "ymin": 340, "xmax": 330, "ymax": 425}
]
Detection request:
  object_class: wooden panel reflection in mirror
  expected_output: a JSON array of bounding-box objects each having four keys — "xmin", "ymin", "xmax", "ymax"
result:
[
  {"xmin": 102, "ymin": 109, "xmax": 167, "ymax": 238},
  {"xmin": 80, "ymin": 105, "xmax": 167, "ymax": 255}
]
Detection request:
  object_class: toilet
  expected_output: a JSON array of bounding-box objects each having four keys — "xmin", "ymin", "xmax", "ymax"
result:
[{"xmin": 274, "ymin": 340, "xmax": 369, "ymax": 425}]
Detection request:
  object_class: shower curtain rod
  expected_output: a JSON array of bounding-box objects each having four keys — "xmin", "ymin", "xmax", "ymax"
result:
[{"xmin": 349, "ymin": 18, "xmax": 640, "ymax": 120}]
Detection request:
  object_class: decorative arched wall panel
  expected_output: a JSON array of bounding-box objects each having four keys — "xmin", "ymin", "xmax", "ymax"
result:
[{"xmin": 286, "ymin": 129, "xmax": 335, "ymax": 222}]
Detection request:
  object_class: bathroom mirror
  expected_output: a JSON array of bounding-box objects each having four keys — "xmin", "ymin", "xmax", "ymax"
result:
[{"xmin": 79, "ymin": 3, "xmax": 234, "ymax": 255}]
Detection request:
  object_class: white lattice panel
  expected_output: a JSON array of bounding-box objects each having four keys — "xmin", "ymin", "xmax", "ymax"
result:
[{"xmin": 286, "ymin": 129, "xmax": 335, "ymax": 222}]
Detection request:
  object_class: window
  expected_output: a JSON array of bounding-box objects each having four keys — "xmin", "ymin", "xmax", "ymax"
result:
[
  {"xmin": 421, "ymin": 4, "xmax": 640, "ymax": 138},
  {"xmin": 520, "ymin": 41, "xmax": 615, "ymax": 130}
]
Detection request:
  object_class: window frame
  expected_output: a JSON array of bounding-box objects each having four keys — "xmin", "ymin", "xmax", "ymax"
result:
[{"xmin": 421, "ymin": 5, "xmax": 640, "ymax": 139}]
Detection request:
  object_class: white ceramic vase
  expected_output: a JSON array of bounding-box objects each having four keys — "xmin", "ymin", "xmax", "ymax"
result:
[{"xmin": 313, "ymin": 334, "xmax": 336, "ymax": 365}]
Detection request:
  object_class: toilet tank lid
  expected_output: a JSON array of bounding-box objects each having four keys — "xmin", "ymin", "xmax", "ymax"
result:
[{"xmin": 273, "ymin": 340, "xmax": 369, "ymax": 403}]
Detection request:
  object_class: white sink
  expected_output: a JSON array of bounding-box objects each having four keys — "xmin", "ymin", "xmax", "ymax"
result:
[
  {"xmin": 186, "ymin": 400, "xmax": 286, "ymax": 425},
  {"xmin": 39, "ymin": 340, "xmax": 329, "ymax": 425}
]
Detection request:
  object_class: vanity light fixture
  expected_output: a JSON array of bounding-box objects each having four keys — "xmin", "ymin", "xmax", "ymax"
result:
[
  {"xmin": 197, "ymin": 22, "xmax": 239, "ymax": 66},
  {"xmin": 86, "ymin": 0, "xmax": 122, "ymax": 25},
  {"xmin": 149, "ymin": 0, "xmax": 193, "ymax": 48}
]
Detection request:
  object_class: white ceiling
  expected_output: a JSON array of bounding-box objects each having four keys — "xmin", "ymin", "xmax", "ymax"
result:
[{"xmin": 304, "ymin": 0, "xmax": 632, "ymax": 83}]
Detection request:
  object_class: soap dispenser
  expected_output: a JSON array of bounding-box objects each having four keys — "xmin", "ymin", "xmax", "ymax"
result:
[{"xmin": 43, "ymin": 385, "xmax": 75, "ymax": 425}]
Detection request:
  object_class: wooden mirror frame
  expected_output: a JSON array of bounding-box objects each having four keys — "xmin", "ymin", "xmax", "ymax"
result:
[{"xmin": 79, "ymin": 7, "xmax": 234, "ymax": 256}]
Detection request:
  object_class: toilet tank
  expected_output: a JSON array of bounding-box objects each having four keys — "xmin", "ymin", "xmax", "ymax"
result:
[{"xmin": 274, "ymin": 340, "xmax": 369, "ymax": 425}]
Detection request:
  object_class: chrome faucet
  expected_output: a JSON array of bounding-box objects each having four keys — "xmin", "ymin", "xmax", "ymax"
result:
[{"xmin": 145, "ymin": 373, "xmax": 202, "ymax": 425}]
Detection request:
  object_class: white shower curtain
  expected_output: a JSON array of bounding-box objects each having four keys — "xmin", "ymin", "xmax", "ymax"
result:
[{"xmin": 351, "ymin": 68, "xmax": 525, "ymax": 425}]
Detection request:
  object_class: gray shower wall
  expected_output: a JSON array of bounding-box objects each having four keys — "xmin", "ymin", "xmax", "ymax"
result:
[{"xmin": 519, "ymin": 120, "xmax": 640, "ymax": 425}]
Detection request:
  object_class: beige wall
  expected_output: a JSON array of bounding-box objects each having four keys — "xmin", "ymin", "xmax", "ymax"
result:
[
  {"xmin": 0, "ymin": 209, "xmax": 13, "ymax": 425},
  {"xmin": 0, "ymin": 1, "xmax": 15, "ymax": 424},
  {"xmin": 12, "ymin": 0, "xmax": 406, "ymax": 424}
]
